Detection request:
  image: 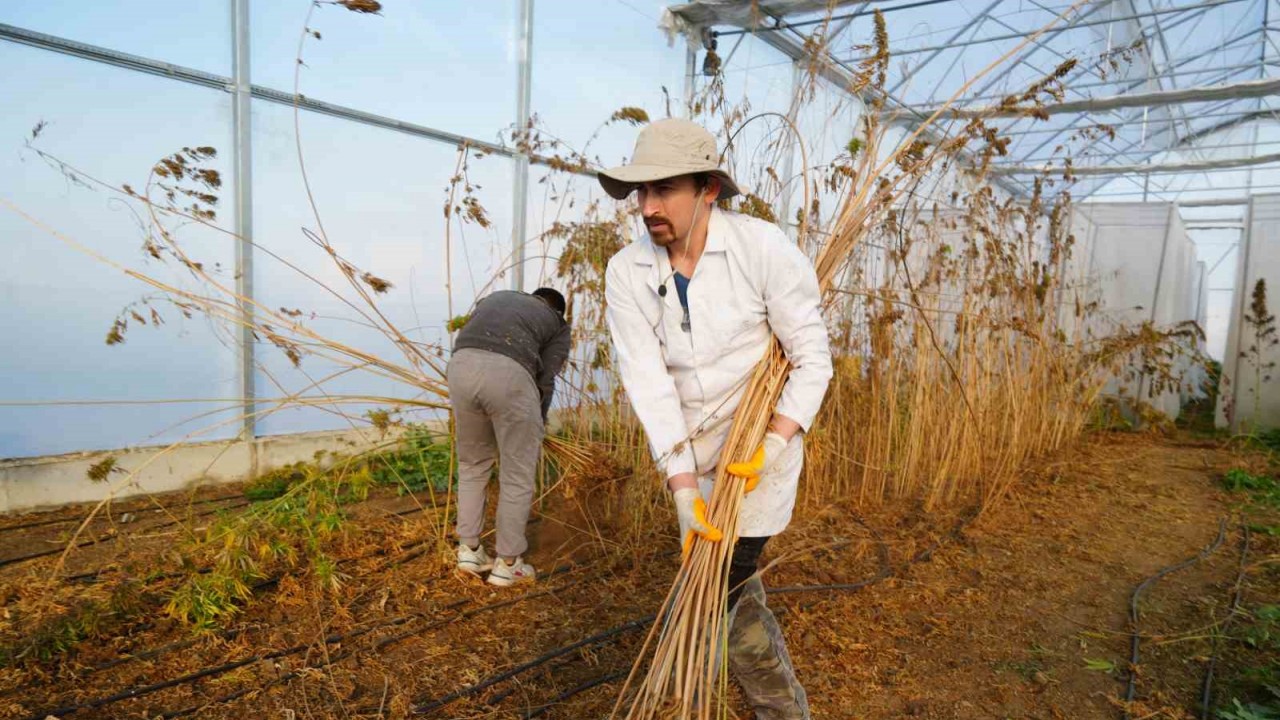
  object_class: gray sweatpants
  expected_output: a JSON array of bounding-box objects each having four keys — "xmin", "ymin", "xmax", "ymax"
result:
[{"xmin": 447, "ymin": 348, "xmax": 544, "ymax": 559}]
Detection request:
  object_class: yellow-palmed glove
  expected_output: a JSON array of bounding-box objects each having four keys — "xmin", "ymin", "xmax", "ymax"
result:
[
  {"xmin": 673, "ymin": 487, "xmax": 723, "ymax": 559},
  {"xmin": 725, "ymin": 432, "xmax": 789, "ymax": 493}
]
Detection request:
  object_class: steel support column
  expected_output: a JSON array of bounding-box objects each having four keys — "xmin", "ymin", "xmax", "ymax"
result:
[
  {"xmin": 778, "ymin": 59, "xmax": 801, "ymax": 239},
  {"xmin": 1136, "ymin": 203, "xmax": 1178, "ymax": 408},
  {"xmin": 511, "ymin": 0, "xmax": 534, "ymax": 291},
  {"xmin": 1226, "ymin": 195, "xmax": 1256, "ymax": 430},
  {"xmin": 685, "ymin": 36, "xmax": 697, "ymax": 116},
  {"xmin": 231, "ymin": 0, "xmax": 256, "ymax": 461}
]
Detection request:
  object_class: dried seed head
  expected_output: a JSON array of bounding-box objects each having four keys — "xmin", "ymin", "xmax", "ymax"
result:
[
  {"xmin": 360, "ymin": 272, "xmax": 393, "ymax": 294},
  {"xmin": 336, "ymin": 0, "xmax": 382, "ymax": 14},
  {"xmin": 608, "ymin": 107, "xmax": 651, "ymax": 126},
  {"xmin": 86, "ymin": 456, "xmax": 119, "ymax": 483}
]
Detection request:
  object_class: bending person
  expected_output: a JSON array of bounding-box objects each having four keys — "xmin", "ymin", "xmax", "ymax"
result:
[{"xmin": 448, "ymin": 287, "xmax": 570, "ymax": 587}]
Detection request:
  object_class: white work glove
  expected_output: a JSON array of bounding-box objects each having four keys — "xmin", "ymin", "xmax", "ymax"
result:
[
  {"xmin": 725, "ymin": 432, "xmax": 791, "ymax": 493},
  {"xmin": 673, "ymin": 487, "xmax": 723, "ymax": 559}
]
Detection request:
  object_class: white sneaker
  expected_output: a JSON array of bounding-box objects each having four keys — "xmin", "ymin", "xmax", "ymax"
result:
[
  {"xmin": 456, "ymin": 543, "xmax": 493, "ymax": 577},
  {"xmin": 487, "ymin": 556, "xmax": 536, "ymax": 587}
]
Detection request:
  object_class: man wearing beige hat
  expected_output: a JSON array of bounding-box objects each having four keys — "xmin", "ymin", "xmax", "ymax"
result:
[{"xmin": 602, "ymin": 118, "xmax": 832, "ymax": 719}]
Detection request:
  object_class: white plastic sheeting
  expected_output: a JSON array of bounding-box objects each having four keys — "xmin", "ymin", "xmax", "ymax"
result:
[
  {"xmin": 1218, "ymin": 193, "xmax": 1280, "ymax": 431},
  {"xmin": 1069, "ymin": 203, "xmax": 1205, "ymax": 420},
  {"xmin": 0, "ymin": 42, "xmax": 240, "ymax": 459}
]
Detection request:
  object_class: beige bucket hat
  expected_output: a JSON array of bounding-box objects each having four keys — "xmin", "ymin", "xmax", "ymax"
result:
[{"xmin": 598, "ymin": 118, "xmax": 741, "ymax": 201}]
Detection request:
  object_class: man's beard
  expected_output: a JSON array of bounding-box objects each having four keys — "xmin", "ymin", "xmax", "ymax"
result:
[{"xmin": 645, "ymin": 219, "xmax": 677, "ymax": 246}]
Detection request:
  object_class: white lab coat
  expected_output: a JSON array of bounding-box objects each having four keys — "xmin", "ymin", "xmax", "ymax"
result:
[{"xmin": 604, "ymin": 208, "xmax": 833, "ymax": 536}]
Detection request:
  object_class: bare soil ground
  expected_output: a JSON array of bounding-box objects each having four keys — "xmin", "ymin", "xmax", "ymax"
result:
[{"xmin": 0, "ymin": 431, "xmax": 1275, "ymax": 719}]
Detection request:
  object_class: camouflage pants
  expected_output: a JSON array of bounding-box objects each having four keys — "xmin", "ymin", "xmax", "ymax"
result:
[{"xmin": 727, "ymin": 539, "xmax": 810, "ymax": 720}]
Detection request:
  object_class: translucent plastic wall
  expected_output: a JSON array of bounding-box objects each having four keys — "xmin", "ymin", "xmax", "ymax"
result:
[
  {"xmin": 0, "ymin": 1, "xmax": 534, "ymax": 457},
  {"xmin": 1218, "ymin": 193, "xmax": 1280, "ymax": 432},
  {"xmin": 0, "ymin": 29, "xmax": 238, "ymax": 458},
  {"xmin": 1070, "ymin": 203, "xmax": 1204, "ymax": 418},
  {"xmin": 248, "ymin": 102, "xmax": 516, "ymax": 436},
  {"xmin": 3, "ymin": 1, "xmax": 860, "ymax": 459}
]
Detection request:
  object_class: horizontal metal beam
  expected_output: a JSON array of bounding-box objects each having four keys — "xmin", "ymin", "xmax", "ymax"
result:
[
  {"xmin": 1178, "ymin": 197, "xmax": 1254, "ymax": 207},
  {"xmin": 1084, "ymin": 180, "xmax": 1280, "ymax": 197},
  {"xmin": 707, "ymin": 0, "xmax": 962, "ymax": 37},
  {"xmin": 0, "ymin": 22, "xmax": 598, "ymax": 178},
  {"xmin": 1173, "ymin": 108, "xmax": 1276, "ymax": 146},
  {"xmin": 992, "ymin": 104, "xmax": 1279, "ymax": 137},
  {"xmin": 935, "ymin": 60, "xmax": 1280, "ymax": 107},
  {"xmin": 1006, "ymin": 137, "xmax": 1280, "ymax": 166},
  {"xmin": 0, "ymin": 21, "xmax": 229, "ymax": 90},
  {"xmin": 941, "ymin": 76, "xmax": 1280, "ymax": 119},
  {"xmin": 1068, "ymin": 61, "xmax": 1270, "ymax": 162},
  {"xmin": 992, "ymin": 150, "xmax": 1280, "ymax": 175},
  {"xmin": 845, "ymin": 0, "xmax": 1251, "ymax": 63}
]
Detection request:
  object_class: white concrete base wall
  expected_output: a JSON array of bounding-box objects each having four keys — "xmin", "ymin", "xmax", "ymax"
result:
[{"xmin": 0, "ymin": 426, "xmax": 423, "ymax": 514}]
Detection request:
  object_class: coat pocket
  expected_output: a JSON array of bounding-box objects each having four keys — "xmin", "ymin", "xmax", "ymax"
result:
[{"xmin": 736, "ymin": 435, "xmax": 803, "ymax": 537}]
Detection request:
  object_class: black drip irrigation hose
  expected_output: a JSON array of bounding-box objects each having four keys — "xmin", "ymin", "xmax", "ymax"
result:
[
  {"xmin": 22, "ymin": 597, "xmax": 449, "ymax": 720},
  {"xmin": 21, "ymin": 635, "xmax": 317, "ymax": 720},
  {"xmin": 412, "ymin": 615, "xmax": 657, "ymax": 716},
  {"xmin": 190, "ymin": 552, "xmax": 652, "ymax": 719},
  {"xmin": 770, "ymin": 509, "xmax": 896, "ymax": 595},
  {"xmin": 87, "ymin": 623, "xmax": 252, "ymax": 676},
  {"xmin": 0, "ymin": 493, "xmax": 247, "ymax": 535},
  {"xmin": 156, "ymin": 566, "xmax": 586, "ymax": 719},
  {"xmin": 1124, "ymin": 518, "xmax": 1228, "ymax": 719},
  {"xmin": 32, "ymin": 496, "xmax": 439, "ymax": 594},
  {"xmin": 411, "ymin": 509, "xmax": 980, "ymax": 717},
  {"xmin": 72, "ymin": 540, "xmax": 427, "ymax": 674},
  {"xmin": 26, "ymin": 561, "xmax": 586, "ymax": 719},
  {"xmin": 155, "ymin": 596, "xmax": 468, "ymax": 720},
  {"xmin": 162, "ymin": 589, "xmax": 583, "ymax": 717},
  {"xmin": 522, "ymin": 669, "xmax": 631, "ymax": 719},
  {"xmin": 62, "ymin": 509, "xmax": 430, "ymax": 586},
  {"xmin": 56, "ymin": 508, "xmax": 972, "ymax": 719},
  {"xmin": 1200, "ymin": 525, "xmax": 1252, "ymax": 720},
  {"xmin": 0, "ymin": 500, "xmax": 255, "ymax": 571},
  {"xmin": 63, "ymin": 565, "xmax": 180, "ymax": 585},
  {"xmin": 6, "ymin": 535, "xmax": 438, "ymax": 707},
  {"xmin": 11, "ymin": 489, "xmax": 439, "ymax": 579},
  {"xmin": 0, "ymin": 580, "xmax": 285, "ymax": 705}
]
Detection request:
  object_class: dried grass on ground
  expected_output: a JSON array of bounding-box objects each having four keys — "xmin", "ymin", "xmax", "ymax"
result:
[{"xmin": 0, "ymin": 432, "xmax": 1274, "ymax": 719}]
